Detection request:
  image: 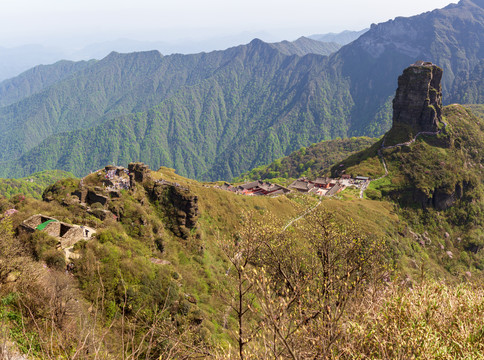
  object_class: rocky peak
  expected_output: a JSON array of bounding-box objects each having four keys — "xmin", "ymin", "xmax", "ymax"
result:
[{"xmin": 389, "ymin": 62, "xmax": 443, "ymax": 142}]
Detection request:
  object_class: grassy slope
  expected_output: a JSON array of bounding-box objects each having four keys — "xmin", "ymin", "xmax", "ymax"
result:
[
  {"xmin": 338, "ymin": 105, "xmax": 483, "ymax": 197},
  {"xmin": 16, "ymin": 167, "xmax": 306, "ymax": 347},
  {"xmin": 2, "ymin": 165, "xmax": 420, "ymax": 348}
]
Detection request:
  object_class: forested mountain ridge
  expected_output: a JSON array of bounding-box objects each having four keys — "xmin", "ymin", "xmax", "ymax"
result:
[
  {"xmin": 332, "ymin": 0, "xmax": 484, "ymax": 135},
  {"xmin": 0, "ymin": 42, "xmax": 349, "ymax": 167},
  {"xmin": 269, "ymin": 36, "xmax": 341, "ymax": 56},
  {"xmin": 0, "ymin": 0, "xmax": 482, "ymax": 181},
  {"xmin": 0, "ymin": 170, "xmax": 74, "ymax": 199},
  {"xmin": 1, "ymin": 42, "xmax": 353, "ymax": 180},
  {"xmin": 0, "ymin": 36, "xmax": 339, "ymax": 108},
  {"xmin": 235, "ymin": 137, "xmax": 378, "ymax": 183},
  {"xmin": 0, "ymin": 59, "xmax": 96, "ymax": 107}
]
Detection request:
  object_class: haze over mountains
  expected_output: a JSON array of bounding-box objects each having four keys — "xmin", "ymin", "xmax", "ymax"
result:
[
  {"xmin": 0, "ymin": 32, "xmax": 348, "ymax": 82},
  {"xmin": 0, "ymin": 0, "xmax": 482, "ymax": 181},
  {"xmin": 308, "ymin": 29, "xmax": 369, "ymax": 45}
]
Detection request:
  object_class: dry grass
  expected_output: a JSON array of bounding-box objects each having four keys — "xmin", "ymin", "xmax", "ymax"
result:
[
  {"xmin": 213, "ymin": 280, "xmax": 484, "ymax": 359},
  {"xmin": 340, "ymin": 280, "xmax": 484, "ymax": 359}
]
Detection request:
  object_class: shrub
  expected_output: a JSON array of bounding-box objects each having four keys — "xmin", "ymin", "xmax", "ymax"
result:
[
  {"xmin": 42, "ymin": 249, "xmax": 66, "ymax": 270},
  {"xmin": 366, "ymin": 188, "xmax": 382, "ymax": 200},
  {"xmin": 91, "ymin": 202, "xmax": 104, "ymax": 210}
]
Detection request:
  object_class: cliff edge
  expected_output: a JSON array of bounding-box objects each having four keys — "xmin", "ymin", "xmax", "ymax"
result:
[{"xmin": 386, "ymin": 61, "xmax": 443, "ymax": 145}]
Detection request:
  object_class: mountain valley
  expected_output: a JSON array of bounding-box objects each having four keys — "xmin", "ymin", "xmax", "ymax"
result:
[
  {"xmin": 0, "ymin": 1, "xmax": 483, "ymax": 358},
  {"xmin": 0, "ymin": 0, "xmax": 482, "ymax": 182}
]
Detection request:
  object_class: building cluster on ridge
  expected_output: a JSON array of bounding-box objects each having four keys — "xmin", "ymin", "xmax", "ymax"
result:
[
  {"xmin": 219, "ymin": 181, "xmax": 291, "ymax": 196},
  {"xmin": 218, "ymin": 174, "xmax": 370, "ymax": 197}
]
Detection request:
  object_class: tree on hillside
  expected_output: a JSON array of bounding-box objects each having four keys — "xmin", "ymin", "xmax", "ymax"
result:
[
  {"xmin": 221, "ymin": 209, "xmax": 388, "ymax": 359},
  {"xmin": 219, "ymin": 212, "xmax": 278, "ymax": 360}
]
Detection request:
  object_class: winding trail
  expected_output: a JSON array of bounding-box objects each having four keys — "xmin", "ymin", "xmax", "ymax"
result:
[
  {"xmin": 283, "ymin": 196, "xmax": 322, "ymax": 231},
  {"xmin": 361, "ymin": 121, "xmax": 448, "ymax": 198}
]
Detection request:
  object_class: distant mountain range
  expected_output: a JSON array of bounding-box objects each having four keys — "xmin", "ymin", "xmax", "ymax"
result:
[
  {"xmin": 308, "ymin": 29, "xmax": 369, "ymax": 45},
  {"xmin": 0, "ymin": 60, "xmax": 96, "ymax": 107},
  {"xmin": 0, "ymin": 0, "xmax": 482, "ymax": 181},
  {"xmin": 0, "ymin": 35, "xmax": 341, "ymax": 82},
  {"xmin": 0, "ymin": 44, "xmax": 68, "ymax": 83},
  {"xmin": 269, "ymin": 37, "xmax": 341, "ymax": 56}
]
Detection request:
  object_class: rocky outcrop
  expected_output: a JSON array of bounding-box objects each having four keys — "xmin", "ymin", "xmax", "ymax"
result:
[
  {"xmin": 86, "ymin": 190, "xmax": 109, "ymax": 206},
  {"xmin": 128, "ymin": 162, "xmax": 150, "ymax": 186},
  {"xmin": 88, "ymin": 208, "xmax": 115, "ymax": 221},
  {"xmin": 392, "ymin": 62, "xmax": 443, "ymax": 134},
  {"xmin": 412, "ymin": 181, "xmax": 468, "ymax": 211},
  {"xmin": 72, "ymin": 188, "xmax": 108, "ymax": 207},
  {"xmin": 150, "ymin": 181, "xmax": 199, "ymax": 239}
]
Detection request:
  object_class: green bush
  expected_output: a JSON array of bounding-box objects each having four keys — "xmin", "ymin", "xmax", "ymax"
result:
[
  {"xmin": 28, "ymin": 232, "xmax": 59, "ymax": 261},
  {"xmin": 366, "ymin": 188, "xmax": 382, "ymax": 200},
  {"xmin": 42, "ymin": 249, "xmax": 66, "ymax": 270},
  {"xmin": 91, "ymin": 202, "xmax": 104, "ymax": 210}
]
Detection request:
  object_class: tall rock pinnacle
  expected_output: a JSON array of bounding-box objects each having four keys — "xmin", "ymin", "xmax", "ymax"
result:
[{"xmin": 386, "ymin": 61, "xmax": 443, "ymax": 145}]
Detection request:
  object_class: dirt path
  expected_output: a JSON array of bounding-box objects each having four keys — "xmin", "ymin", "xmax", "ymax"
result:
[{"xmin": 283, "ymin": 197, "xmax": 322, "ymax": 230}]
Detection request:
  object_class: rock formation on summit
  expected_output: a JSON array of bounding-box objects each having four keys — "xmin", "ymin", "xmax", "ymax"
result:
[
  {"xmin": 150, "ymin": 181, "xmax": 199, "ymax": 240},
  {"xmin": 387, "ymin": 61, "xmax": 443, "ymax": 144}
]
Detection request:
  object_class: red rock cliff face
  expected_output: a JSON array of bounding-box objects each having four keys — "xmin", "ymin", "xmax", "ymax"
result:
[{"xmin": 392, "ymin": 63, "xmax": 443, "ymax": 133}]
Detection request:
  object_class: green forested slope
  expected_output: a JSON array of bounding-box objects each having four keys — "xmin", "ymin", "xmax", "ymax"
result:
[
  {"xmin": 1, "ymin": 56, "xmax": 353, "ymax": 180},
  {"xmin": 452, "ymin": 60, "xmax": 484, "ymax": 104},
  {"xmin": 0, "ymin": 59, "xmax": 96, "ymax": 107},
  {"xmin": 0, "ymin": 43, "xmax": 348, "ymax": 165},
  {"xmin": 235, "ymin": 137, "xmax": 378, "ymax": 182},
  {"xmin": 0, "ymin": 170, "xmax": 74, "ymax": 199},
  {"xmin": 269, "ymin": 36, "xmax": 341, "ymax": 56}
]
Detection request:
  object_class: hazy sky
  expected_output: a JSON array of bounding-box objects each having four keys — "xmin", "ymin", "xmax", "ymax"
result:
[{"xmin": 0, "ymin": 0, "xmax": 454, "ymax": 47}]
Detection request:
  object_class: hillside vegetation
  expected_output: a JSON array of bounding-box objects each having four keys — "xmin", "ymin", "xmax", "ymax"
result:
[
  {"xmin": 235, "ymin": 136, "xmax": 378, "ymax": 183},
  {"xmin": 333, "ymin": 105, "xmax": 484, "ymax": 276},
  {"xmin": 0, "ymin": 170, "xmax": 74, "ymax": 199},
  {"xmin": 0, "ymin": 60, "xmax": 96, "ymax": 107},
  {"xmin": 0, "ymin": 0, "xmax": 482, "ymax": 181},
  {"xmin": 0, "ymin": 156, "xmax": 484, "ymax": 358},
  {"xmin": 0, "ymin": 43, "xmax": 352, "ymax": 181}
]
